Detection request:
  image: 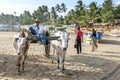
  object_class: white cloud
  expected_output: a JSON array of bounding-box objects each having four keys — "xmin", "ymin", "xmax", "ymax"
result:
[{"xmin": 115, "ymin": 1, "xmax": 120, "ymax": 6}]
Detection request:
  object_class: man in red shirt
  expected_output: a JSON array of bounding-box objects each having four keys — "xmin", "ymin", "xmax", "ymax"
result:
[{"xmin": 75, "ymin": 26, "xmax": 83, "ymax": 54}]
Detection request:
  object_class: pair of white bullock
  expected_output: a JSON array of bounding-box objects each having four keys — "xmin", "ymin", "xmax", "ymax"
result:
[{"xmin": 13, "ymin": 31, "xmax": 69, "ymax": 73}]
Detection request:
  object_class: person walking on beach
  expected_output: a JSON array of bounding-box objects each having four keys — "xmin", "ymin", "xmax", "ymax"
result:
[
  {"xmin": 75, "ymin": 26, "xmax": 83, "ymax": 54},
  {"xmin": 91, "ymin": 28, "xmax": 98, "ymax": 51}
]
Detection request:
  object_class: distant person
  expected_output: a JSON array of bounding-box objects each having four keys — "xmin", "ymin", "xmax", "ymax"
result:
[
  {"xmin": 28, "ymin": 19, "xmax": 44, "ymax": 43},
  {"xmin": 91, "ymin": 28, "xmax": 98, "ymax": 51},
  {"xmin": 75, "ymin": 26, "xmax": 83, "ymax": 54},
  {"xmin": 92, "ymin": 28, "xmax": 96, "ymax": 38}
]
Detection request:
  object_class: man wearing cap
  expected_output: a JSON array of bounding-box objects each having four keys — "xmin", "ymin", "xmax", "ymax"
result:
[
  {"xmin": 28, "ymin": 19, "xmax": 44, "ymax": 43},
  {"xmin": 28, "ymin": 19, "xmax": 44, "ymax": 35}
]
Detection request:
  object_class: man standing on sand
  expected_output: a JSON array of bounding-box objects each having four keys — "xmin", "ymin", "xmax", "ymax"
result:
[{"xmin": 75, "ymin": 26, "xmax": 83, "ymax": 54}]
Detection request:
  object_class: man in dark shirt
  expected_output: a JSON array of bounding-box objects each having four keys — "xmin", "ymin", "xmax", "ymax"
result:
[
  {"xmin": 92, "ymin": 28, "xmax": 96, "ymax": 38},
  {"xmin": 91, "ymin": 28, "xmax": 98, "ymax": 51}
]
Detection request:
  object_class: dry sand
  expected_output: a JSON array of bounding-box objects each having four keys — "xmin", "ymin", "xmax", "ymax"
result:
[{"xmin": 0, "ymin": 31, "xmax": 120, "ymax": 80}]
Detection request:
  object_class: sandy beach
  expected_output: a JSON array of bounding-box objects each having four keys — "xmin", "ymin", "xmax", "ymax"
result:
[{"xmin": 0, "ymin": 30, "xmax": 120, "ymax": 80}]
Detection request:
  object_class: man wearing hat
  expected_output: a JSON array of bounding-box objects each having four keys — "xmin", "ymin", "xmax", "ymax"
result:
[
  {"xmin": 28, "ymin": 19, "xmax": 44, "ymax": 35},
  {"xmin": 28, "ymin": 19, "xmax": 44, "ymax": 43}
]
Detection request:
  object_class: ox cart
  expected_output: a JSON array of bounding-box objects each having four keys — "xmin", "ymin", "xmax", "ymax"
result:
[
  {"xmin": 14, "ymin": 30, "xmax": 59, "ymax": 58},
  {"xmin": 15, "ymin": 27, "xmax": 66, "ymax": 58},
  {"xmin": 27, "ymin": 30, "xmax": 60, "ymax": 58}
]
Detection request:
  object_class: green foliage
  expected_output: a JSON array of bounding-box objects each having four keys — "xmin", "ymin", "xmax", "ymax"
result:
[
  {"xmin": 19, "ymin": 11, "xmax": 34, "ymax": 25},
  {"xmin": 0, "ymin": 13, "xmax": 15, "ymax": 24},
  {"xmin": 1, "ymin": 0, "xmax": 119, "ymax": 26},
  {"xmin": 114, "ymin": 4, "xmax": 120, "ymax": 19}
]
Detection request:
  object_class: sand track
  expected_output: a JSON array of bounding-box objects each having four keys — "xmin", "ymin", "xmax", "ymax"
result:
[{"xmin": 0, "ymin": 31, "xmax": 120, "ymax": 80}]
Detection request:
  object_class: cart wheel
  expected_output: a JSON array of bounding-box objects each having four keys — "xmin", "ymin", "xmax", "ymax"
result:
[{"xmin": 44, "ymin": 30, "xmax": 50, "ymax": 58}]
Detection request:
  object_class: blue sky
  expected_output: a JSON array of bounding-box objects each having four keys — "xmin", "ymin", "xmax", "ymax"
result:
[{"xmin": 0, "ymin": 0, "xmax": 119, "ymax": 16}]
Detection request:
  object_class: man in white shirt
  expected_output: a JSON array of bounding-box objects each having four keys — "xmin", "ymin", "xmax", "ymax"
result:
[
  {"xmin": 28, "ymin": 19, "xmax": 44, "ymax": 36},
  {"xmin": 28, "ymin": 19, "xmax": 44, "ymax": 43}
]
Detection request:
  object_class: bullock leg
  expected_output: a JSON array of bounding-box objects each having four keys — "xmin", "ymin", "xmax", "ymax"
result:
[
  {"xmin": 17, "ymin": 55, "xmax": 21, "ymax": 72},
  {"xmin": 61, "ymin": 57, "xmax": 65, "ymax": 70},
  {"xmin": 22, "ymin": 61, "xmax": 25, "ymax": 72},
  {"xmin": 21, "ymin": 56, "xmax": 25, "ymax": 72},
  {"xmin": 18, "ymin": 64, "xmax": 21, "ymax": 72},
  {"xmin": 62, "ymin": 52, "xmax": 66, "ymax": 70},
  {"xmin": 22, "ymin": 53, "xmax": 28, "ymax": 72},
  {"xmin": 52, "ymin": 48, "xmax": 55, "ymax": 64},
  {"xmin": 57, "ymin": 56, "xmax": 60, "ymax": 69}
]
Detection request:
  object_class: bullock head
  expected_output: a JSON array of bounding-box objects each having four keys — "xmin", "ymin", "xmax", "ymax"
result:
[
  {"xmin": 59, "ymin": 31, "xmax": 69, "ymax": 51},
  {"xmin": 17, "ymin": 38, "xmax": 28, "ymax": 55}
]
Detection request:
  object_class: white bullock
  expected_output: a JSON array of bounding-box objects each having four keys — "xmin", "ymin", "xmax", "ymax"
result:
[
  {"xmin": 13, "ymin": 32, "xmax": 29, "ymax": 73},
  {"xmin": 51, "ymin": 31, "xmax": 69, "ymax": 70}
]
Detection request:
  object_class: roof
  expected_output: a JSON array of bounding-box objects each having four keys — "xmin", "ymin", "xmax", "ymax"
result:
[
  {"xmin": 114, "ymin": 19, "xmax": 120, "ymax": 24},
  {"xmin": 93, "ymin": 23, "xmax": 109, "ymax": 26}
]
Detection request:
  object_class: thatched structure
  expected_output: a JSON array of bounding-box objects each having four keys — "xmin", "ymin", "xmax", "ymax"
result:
[
  {"xmin": 114, "ymin": 19, "xmax": 120, "ymax": 25},
  {"xmin": 86, "ymin": 22, "xmax": 109, "ymax": 31},
  {"xmin": 93, "ymin": 23, "xmax": 109, "ymax": 30}
]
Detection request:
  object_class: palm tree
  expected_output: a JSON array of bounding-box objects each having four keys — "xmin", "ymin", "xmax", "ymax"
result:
[
  {"xmin": 51, "ymin": 7, "xmax": 57, "ymax": 24},
  {"xmin": 55, "ymin": 4, "xmax": 61, "ymax": 16},
  {"xmin": 88, "ymin": 2, "xmax": 99, "ymax": 22},
  {"xmin": 65, "ymin": 9, "xmax": 76, "ymax": 23},
  {"xmin": 75, "ymin": 0, "xmax": 86, "ymax": 25},
  {"xmin": 75, "ymin": 0, "xmax": 83, "ymax": 10},
  {"xmin": 113, "ymin": 4, "xmax": 120, "ymax": 19},
  {"xmin": 61, "ymin": 3, "xmax": 67, "ymax": 15},
  {"xmin": 41, "ymin": 5, "xmax": 49, "ymax": 22},
  {"xmin": 19, "ymin": 11, "xmax": 33, "ymax": 24},
  {"xmin": 46, "ymin": 12, "xmax": 51, "ymax": 24},
  {"xmin": 101, "ymin": 0, "xmax": 114, "ymax": 24}
]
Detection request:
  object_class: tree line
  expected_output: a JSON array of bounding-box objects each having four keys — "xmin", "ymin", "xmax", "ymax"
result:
[{"xmin": 0, "ymin": 0, "xmax": 120, "ymax": 26}]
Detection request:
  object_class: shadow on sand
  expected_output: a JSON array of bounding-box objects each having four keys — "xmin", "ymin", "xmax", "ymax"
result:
[
  {"xmin": 0, "ymin": 53, "xmax": 119, "ymax": 80},
  {"xmin": 100, "ymin": 39, "xmax": 120, "ymax": 45}
]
